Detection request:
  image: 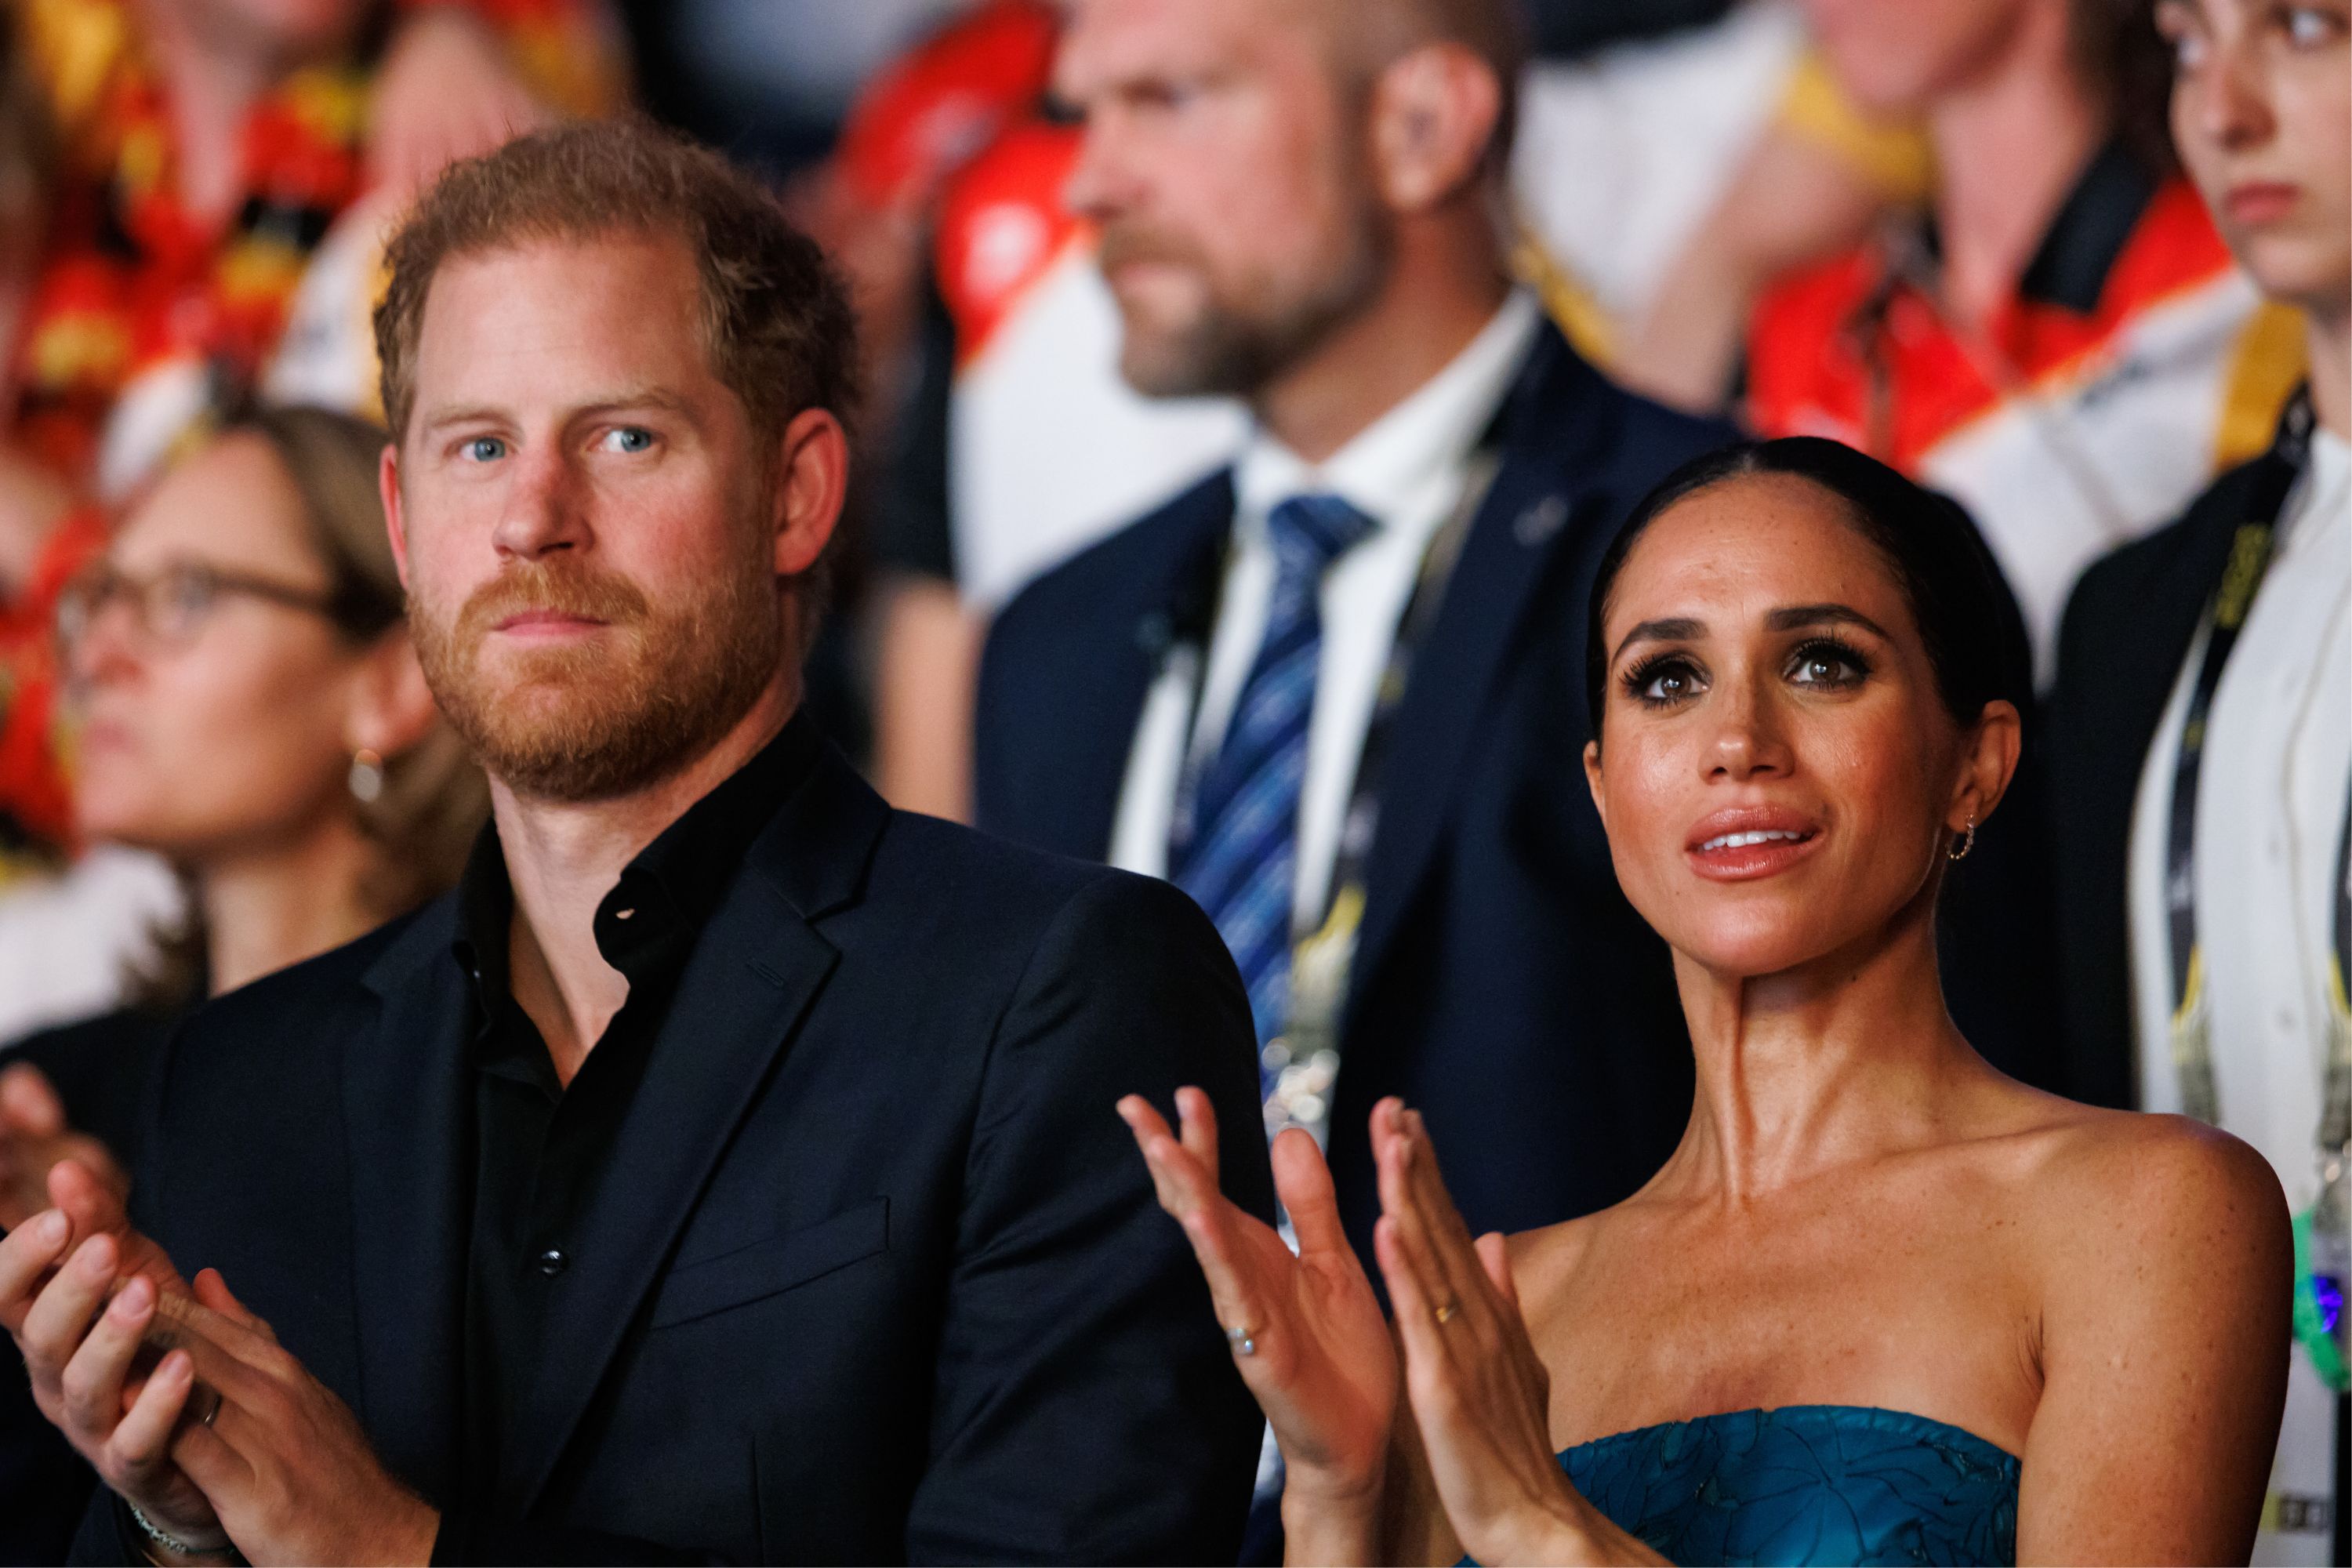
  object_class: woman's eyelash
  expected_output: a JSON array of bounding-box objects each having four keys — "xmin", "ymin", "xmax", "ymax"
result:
[
  {"xmin": 1788, "ymin": 636, "xmax": 1874, "ymax": 682},
  {"xmin": 1621, "ymin": 652, "xmax": 1700, "ymax": 706}
]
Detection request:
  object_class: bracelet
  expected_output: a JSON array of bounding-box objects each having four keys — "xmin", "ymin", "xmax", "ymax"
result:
[{"xmin": 125, "ymin": 1501, "xmax": 238, "ymax": 1563}]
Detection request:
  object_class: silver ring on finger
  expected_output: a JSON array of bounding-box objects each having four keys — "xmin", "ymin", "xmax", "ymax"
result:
[{"xmin": 1225, "ymin": 1324, "xmax": 1258, "ymax": 1357}]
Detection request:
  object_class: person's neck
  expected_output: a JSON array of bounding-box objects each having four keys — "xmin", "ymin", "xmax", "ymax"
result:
[
  {"xmin": 2303, "ymin": 303, "xmax": 2350, "ymax": 441},
  {"xmin": 1659, "ymin": 895, "xmax": 1993, "ymax": 1206},
  {"xmin": 132, "ymin": 0, "xmax": 283, "ymax": 227},
  {"xmin": 198, "ymin": 814, "xmax": 385, "ymax": 996},
  {"xmin": 1250, "ymin": 216, "xmax": 1512, "ymax": 465},
  {"xmin": 493, "ymin": 680, "xmax": 797, "ymax": 1086},
  {"xmin": 1925, "ymin": 16, "xmax": 2107, "ymax": 330}
]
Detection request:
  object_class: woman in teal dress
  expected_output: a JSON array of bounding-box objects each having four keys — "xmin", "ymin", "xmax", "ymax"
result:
[{"xmin": 1120, "ymin": 438, "xmax": 2292, "ymax": 1565}]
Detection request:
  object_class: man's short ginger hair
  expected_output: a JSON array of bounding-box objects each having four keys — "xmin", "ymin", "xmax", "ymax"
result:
[{"xmin": 373, "ymin": 117, "xmax": 858, "ymax": 449}]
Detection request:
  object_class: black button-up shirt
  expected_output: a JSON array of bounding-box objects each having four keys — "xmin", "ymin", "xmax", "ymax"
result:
[{"xmin": 448, "ymin": 714, "xmax": 819, "ymax": 1501}]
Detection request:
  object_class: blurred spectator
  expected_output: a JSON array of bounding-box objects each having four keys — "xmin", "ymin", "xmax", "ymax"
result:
[
  {"xmin": 1748, "ymin": 0, "xmax": 2303, "ymax": 679},
  {"xmin": 830, "ymin": 0, "xmax": 1243, "ymax": 818},
  {"xmin": 1513, "ymin": 3, "xmax": 1931, "ymax": 411},
  {"xmin": 873, "ymin": 116, "xmax": 1248, "ymax": 817},
  {"xmin": 2051, "ymin": 0, "xmax": 2347, "ymax": 1556},
  {"xmin": 863, "ymin": 1, "xmax": 1934, "ymax": 819},
  {"xmin": 975, "ymin": 0, "xmax": 1732, "ymax": 1388},
  {"xmin": 0, "ymin": 405, "xmax": 486, "ymax": 1563}
]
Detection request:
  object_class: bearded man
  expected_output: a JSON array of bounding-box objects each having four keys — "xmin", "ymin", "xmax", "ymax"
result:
[
  {"xmin": 0, "ymin": 118, "xmax": 1272, "ymax": 1566},
  {"xmin": 978, "ymin": 0, "xmax": 1735, "ymax": 1278}
]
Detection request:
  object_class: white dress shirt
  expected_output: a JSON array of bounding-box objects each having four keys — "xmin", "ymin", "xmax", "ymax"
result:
[
  {"xmin": 1107, "ymin": 289, "xmax": 1543, "ymax": 924},
  {"xmin": 2126, "ymin": 426, "xmax": 2350, "ymax": 1563}
]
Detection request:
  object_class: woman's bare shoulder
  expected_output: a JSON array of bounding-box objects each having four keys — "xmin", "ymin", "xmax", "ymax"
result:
[
  {"xmin": 2006, "ymin": 1098, "xmax": 2281, "ymax": 1214},
  {"xmin": 1995, "ymin": 1099, "xmax": 2290, "ymax": 1303}
]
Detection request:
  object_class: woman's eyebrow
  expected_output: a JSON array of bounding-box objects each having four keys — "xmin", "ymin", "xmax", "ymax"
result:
[
  {"xmin": 1611, "ymin": 616, "xmax": 1706, "ymax": 663},
  {"xmin": 1765, "ymin": 604, "xmax": 1891, "ymax": 639}
]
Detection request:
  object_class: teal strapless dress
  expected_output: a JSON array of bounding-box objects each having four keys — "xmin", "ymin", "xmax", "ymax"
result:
[{"xmin": 1545, "ymin": 1405, "xmax": 2020, "ymax": 1566}]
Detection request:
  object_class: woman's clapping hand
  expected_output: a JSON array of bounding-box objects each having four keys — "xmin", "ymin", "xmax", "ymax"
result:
[
  {"xmin": 1370, "ymin": 1103, "xmax": 1658, "ymax": 1566},
  {"xmin": 1116, "ymin": 1089, "xmax": 1396, "ymax": 1557}
]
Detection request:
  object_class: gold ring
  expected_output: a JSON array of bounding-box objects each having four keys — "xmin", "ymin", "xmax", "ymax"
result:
[{"xmin": 1434, "ymin": 1300, "xmax": 1461, "ymax": 1325}]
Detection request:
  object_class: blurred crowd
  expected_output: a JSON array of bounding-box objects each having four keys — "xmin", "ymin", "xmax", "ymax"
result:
[{"xmin": 0, "ymin": 0, "xmax": 2341, "ymax": 1562}]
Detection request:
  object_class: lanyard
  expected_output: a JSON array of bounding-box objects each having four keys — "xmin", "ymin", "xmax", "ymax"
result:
[
  {"xmin": 2325, "ymin": 782, "xmax": 2350, "ymax": 1156},
  {"xmin": 2164, "ymin": 387, "xmax": 2318, "ymax": 1125}
]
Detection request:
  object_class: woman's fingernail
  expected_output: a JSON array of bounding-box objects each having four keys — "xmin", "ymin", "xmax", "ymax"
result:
[
  {"xmin": 110, "ymin": 1276, "xmax": 152, "ymax": 1320},
  {"xmin": 78, "ymin": 1236, "xmax": 114, "ymax": 1276},
  {"xmin": 34, "ymin": 1210, "xmax": 67, "ymax": 1245}
]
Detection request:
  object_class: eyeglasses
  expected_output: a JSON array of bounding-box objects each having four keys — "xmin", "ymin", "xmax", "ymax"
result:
[{"xmin": 55, "ymin": 561, "xmax": 343, "ymax": 657}]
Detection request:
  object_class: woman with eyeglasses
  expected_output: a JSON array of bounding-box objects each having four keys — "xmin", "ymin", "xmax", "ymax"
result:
[
  {"xmin": 1126, "ymin": 438, "xmax": 2290, "ymax": 1566},
  {"xmin": 0, "ymin": 406, "xmax": 485, "ymax": 1562}
]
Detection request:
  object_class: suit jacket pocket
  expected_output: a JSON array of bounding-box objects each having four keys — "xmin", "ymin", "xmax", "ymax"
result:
[{"xmin": 650, "ymin": 1197, "xmax": 890, "ymax": 1330}]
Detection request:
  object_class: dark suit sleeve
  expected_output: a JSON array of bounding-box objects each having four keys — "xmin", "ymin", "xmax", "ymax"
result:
[
  {"xmin": 907, "ymin": 870, "xmax": 1274, "ymax": 1564},
  {"xmin": 70, "ymin": 1492, "xmax": 717, "ymax": 1566}
]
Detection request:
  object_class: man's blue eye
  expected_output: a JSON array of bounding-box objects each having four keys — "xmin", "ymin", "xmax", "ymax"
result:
[
  {"xmin": 606, "ymin": 427, "xmax": 655, "ymax": 454},
  {"xmin": 462, "ymin": 437, "xmax": 506, "ymax": 463}
]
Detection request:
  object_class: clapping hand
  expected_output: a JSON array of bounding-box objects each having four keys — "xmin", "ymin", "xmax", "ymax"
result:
[
  {"xmin": 1371, "ymin": 1105, "xmax": 1658, "ymax": 1566},
  {"xmin": 149, "ymin": 1271, "xmax": 439, "ymax": 1566},
  {"xmin": 1118, "ymin": 1089, "xmax": 1397, "ymax": 1561},
  {"xmin": 1, "ymin": 1162, "xmax": 217, "ymax": 1556},
  {"xmin": 0, "ymin": 1062, "xmax": 129, "ymax": 1231},
  {"xmin": 2, "ymin": 1159, "xmax": 437, "ymax": 1564}
]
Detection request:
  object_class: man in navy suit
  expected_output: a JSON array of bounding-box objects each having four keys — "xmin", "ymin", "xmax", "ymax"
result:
[
  {"xmin": 977, "ymin": 0, "xmax": 1736, "ymax": 1267},
  {"xmin": 0, "ymin": 118, "xmax": 1271, "ymax": 1564}
]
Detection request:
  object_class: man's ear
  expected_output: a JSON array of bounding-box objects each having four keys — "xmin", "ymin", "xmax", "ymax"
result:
[
  {"xmin": 1368, "ymin": 42, "xmax": 1504, "ymax": 214},
  {"xmin": 345, "ymin": 630, "xmax": 442, "ymax": 765},
  {"xmin": 771, "ymin": 408, "xmax": 850, "ymax": 579},
  {"xmin": 379, "ymin": 444, "xmax": 412, "ymax": 593}
]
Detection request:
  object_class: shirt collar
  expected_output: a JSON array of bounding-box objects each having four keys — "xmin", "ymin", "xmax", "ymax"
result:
[
  {"xmin": 2277, "ymin": 427, "xmax": 2352, "ymax": 557},
  {"xmin": 1233, "ymin": 288, "xmax": 1541, "ymax": 537},
  {"xmin": 451, "ymin": 710, "xmax": 825, "ymax": 1009}
]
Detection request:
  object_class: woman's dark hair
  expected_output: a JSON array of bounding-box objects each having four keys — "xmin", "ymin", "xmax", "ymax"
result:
[
  {"xmin": 2074, "ymin": 0, "xmax": 2178, "ymax": 176},
  {"xmin": 1584, "ymin": 437, "xmax": 2031, "ymax": 742}
]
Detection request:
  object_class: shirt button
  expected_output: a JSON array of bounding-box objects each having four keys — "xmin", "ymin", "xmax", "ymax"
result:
[{"xmin": 536, "ymin": 1248, "xmax": 570, "ymax": 1277}]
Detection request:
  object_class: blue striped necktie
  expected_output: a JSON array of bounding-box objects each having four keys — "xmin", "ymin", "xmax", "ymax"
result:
[{"xmin": 1173, "ymin": 493, "xmax": 1374, "ymax": 1083}]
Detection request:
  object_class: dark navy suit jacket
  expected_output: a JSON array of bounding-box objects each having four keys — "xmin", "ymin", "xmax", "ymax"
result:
[
  {"xmin": 70, "ymin": 742, "xmax": 1273, "ymax": 1564},
  {"xmin": 975, "ymin": 326, "xmax": 1733, "ymax": 1258},
  {"xmin": 2047, "ymin": 452, "xmax": 2281, "ymax": 1109}
]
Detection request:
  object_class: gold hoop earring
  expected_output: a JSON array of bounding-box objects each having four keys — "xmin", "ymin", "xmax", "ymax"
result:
[
  {"xmin": 348, "ymin": 748, "xmax": 385, "ymax": 805},
  {"xmin": 1946, "ymin": 815, "xmax": 1976, "ymax": 862}
]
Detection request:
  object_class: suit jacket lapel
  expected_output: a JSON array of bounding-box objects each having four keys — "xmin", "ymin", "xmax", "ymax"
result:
[
  {"xmin": 1348, "ymin": 333, "xmax": 1614, "ymax": 1007},
  {"xmin": 1061, "ymin": 473, "xmax": 1235, "ymax": 861},
  {"xmin": 347, "ymin": 902, "xmax": 474, "ymax": 1502},
  {"xmin": 504, "ymin": 748, "xmax": 888, "ymax": 1514}
]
